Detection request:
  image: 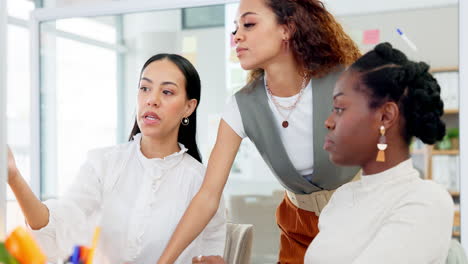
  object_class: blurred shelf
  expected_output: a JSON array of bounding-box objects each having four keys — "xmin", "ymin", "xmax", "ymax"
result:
[
  {"xmin": 453, "ymin": 210, "xmax": 460, "ymax": 237},
  {"xmin": 432, "ymin": 149, "xmax": 459, "ymax": 155},
  {"xmin": 426, "ymin": 66, "xmax": 460, "ymax": 238},
  {"xmin": 430, "ymin": 66, "xmax": 459, "ymax": 73},
  {"xmin": 444, "ymin": 109, "xmax": 459, "ymax": 115}
]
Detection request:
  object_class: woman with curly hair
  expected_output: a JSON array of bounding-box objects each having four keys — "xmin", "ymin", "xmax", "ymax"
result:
[
  {"xmin": 159, "ymin": 0, "xmax": 361, "ymax": 263},
  {"xmin": 305, "ymin": 42, "xmax": 453, "ymax": 263}
]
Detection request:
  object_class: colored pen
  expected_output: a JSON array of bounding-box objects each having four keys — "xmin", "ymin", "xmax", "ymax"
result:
[
  {"xmin": 71, "ymin": 245, "xmax": 81, "ymax": 264},
  {"xmin": 396, "ymin": 28, "xmax": 418, "ymax": 51},
  {"xmin": 85, "ymin": 227, "xmax": 101, "ymax": 264}
]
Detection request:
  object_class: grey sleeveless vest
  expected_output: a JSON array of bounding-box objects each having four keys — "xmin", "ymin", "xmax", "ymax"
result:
[{"xmin": 235, "ymin": 69, "xmax": 358, "ymax": 194}]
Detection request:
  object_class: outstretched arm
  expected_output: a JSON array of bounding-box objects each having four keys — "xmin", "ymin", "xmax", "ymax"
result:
[
  {"xmin": 158, "ymin": 120, "xmax": 242, "ymax": 264},
  {"xmin": 7, "ymin": 146, "xmax": 49, "ymax": 230}
]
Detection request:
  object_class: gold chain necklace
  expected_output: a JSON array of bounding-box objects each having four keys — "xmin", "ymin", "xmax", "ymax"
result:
[{"xmin": 265, "ymin": 75, "xmax": 308, "ymax": 128}]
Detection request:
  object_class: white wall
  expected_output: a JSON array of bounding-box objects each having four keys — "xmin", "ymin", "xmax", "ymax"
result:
[
  {"xmin": 325, "ymin": 0, "xmax": 457, "ymax": 16},
  {"xmin": 459, "ymin": 0, "xmax": 467, "ymax": 251},
  {"xmin": 46, "ymin": 0, "xmax": 457, "ymax": 14},
  {"xmin": 0, "ymin": 0, "xmax": 8, "ymax": 239},
  {"xmin": 339, "ymin": 6, "xmax": 458, "ymax": 68},
  {"xmin": 122, "ymin": 9, "xmax": 182, "ymax": 137},
  {"xmin": 181, "ymin": 27, "xmax": 226, "ymax": 160}
]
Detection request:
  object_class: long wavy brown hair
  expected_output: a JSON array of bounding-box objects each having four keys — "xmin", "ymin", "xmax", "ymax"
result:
[{"xmin": 248, "ymin": 0, "xmax": 361, "ymax": 82}]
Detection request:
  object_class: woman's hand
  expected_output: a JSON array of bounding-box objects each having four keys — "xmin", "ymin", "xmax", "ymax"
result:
[
  {"xmin": 192, "ymin": 255, "xmax": 226, "ymax": 264},
  {"xmin": 7, "ymin": 145, "xmax": 19, "ymax": 183}
]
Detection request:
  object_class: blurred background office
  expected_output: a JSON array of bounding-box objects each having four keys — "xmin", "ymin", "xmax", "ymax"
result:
[{"xmin": 0, "ymin": 0, "xmax": 467, "ymax": 262}]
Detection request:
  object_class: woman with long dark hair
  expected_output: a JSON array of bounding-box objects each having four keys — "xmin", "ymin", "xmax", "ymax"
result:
[{"xmin": 7, "ymin": 54, "xmax": 226, "ymax": 263}]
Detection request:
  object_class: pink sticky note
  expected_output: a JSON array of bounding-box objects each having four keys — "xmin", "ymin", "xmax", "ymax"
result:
[{"xmin": 363, "ymin": 29, "xmax": 380, "ymax": 45}]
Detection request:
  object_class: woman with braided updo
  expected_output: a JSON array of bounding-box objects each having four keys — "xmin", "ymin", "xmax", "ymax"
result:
[{"xmin": 305, "ymin": 42, "xmax": 454, "ymax": 263}]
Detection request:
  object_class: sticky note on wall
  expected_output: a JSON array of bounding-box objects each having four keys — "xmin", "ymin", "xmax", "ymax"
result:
[{"xmin": 363, "ymin": 29, "xmax": 380, "ymax": 45}]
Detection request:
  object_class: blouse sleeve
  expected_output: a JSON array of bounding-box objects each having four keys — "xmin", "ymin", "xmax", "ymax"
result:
[
  {"xmin": 200, "ymin": 195, "xmax": 227, "ymax": 256},
  {"xmin": 31, "ymin": 149, "xmax": 104, "ymax": 261},
  {"xmin": 352, "ymin": 183, "xmax": 454, "ymax": 264},
  {"xmin": 221, "ymin": 96, "xmax": 246, "ymax": 139}
]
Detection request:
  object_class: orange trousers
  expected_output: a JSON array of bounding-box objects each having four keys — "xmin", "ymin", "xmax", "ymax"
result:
[{"xmin": 275, "ymin": 193, "xmax": 319, "ymax": 264}]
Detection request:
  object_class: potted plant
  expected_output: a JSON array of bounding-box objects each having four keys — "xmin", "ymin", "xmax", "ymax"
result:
[
  {"xmin": 436, "ymin": 135, "xmax": 451, "ymax": 150},
  {"xmin": 447, "ymin": 128, "xmax": 459, "ymax": 150}
]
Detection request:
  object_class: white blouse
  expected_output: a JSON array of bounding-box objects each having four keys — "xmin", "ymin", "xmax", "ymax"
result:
[
  {"xmin": 222, "ymin": 80, "xmax": 314, "ymax": 175},
  {"xmin": 305, "ymin": 159, "xmax": 454, "ymax": 264},
  {"xmin": 31, "ymin": 134, "xmax": 226, "ymax": 264}
]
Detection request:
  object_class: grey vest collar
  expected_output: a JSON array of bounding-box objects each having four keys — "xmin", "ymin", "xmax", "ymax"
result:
[{"xmin": 235, "ymin": 69, "xmax": 358, "ymax": 194}]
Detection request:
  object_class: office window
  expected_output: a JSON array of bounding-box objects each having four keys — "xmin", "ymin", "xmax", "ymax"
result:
[
  {"xmin": 182, "ymin": 5, "xmax": 225, "ymax": 29},
  {"xmin": 7, "ymin": 0, "xmax": 34, "ymax": 20},
  {"xmin": 6, "ymin": 0, "xmax": 35, "ymax": 232},
  {"xmin": 40, "ymin": 18, "xmax": 118, "ymax": 198}
]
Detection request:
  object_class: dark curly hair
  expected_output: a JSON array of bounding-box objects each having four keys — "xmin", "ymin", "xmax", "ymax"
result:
[
  {"xmin": 248, "ymin": 0, "xmax": 361, "ymax": 82},
  {"xmin": 350, "ymin": 42, "xmax": 445, "ymax": 145}
]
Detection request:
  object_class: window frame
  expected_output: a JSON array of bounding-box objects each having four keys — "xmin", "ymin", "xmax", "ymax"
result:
[
  {"xmin": 459, "ymin": 0, "xmax": 468, "ymax": 250},
  {"xmin": 0, "ymin": 0, "xmax": 8, "ymax": 239}
]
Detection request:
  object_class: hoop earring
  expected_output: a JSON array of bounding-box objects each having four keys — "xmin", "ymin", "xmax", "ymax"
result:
[
  {"xmin": 181, "ymin": 117, "xmax": 189, "ymax": 126},
  {"xmin": 376, "ymin": 125, "xmax": 387, "ymax": 162}
]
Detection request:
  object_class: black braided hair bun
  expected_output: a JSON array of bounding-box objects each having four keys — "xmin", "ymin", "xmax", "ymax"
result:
[{"xmin": 356, "ymin": 43, "xmax": 446, "ymax": 144}]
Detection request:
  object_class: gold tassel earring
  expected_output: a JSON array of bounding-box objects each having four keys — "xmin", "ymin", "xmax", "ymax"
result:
[{"xmin": 376, "ymin": 125, "xmax": 387, "ymax": 162}]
